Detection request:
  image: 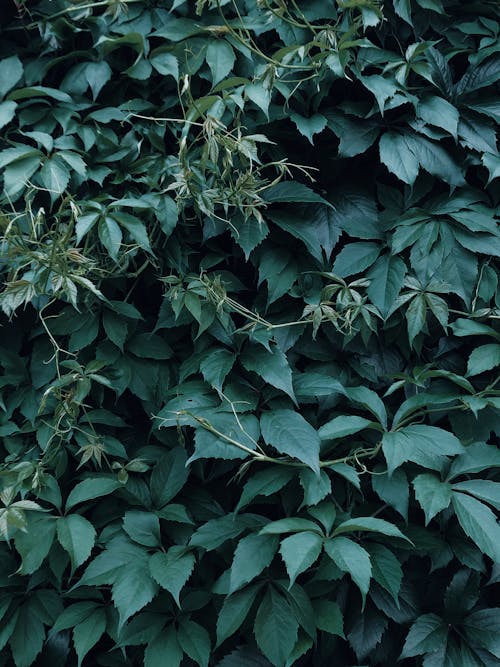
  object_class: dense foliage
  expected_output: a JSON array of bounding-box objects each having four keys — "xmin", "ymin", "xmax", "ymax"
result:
[{"xmin": 0, "ymin": 0, "xmax": 499, "ymax": 665}]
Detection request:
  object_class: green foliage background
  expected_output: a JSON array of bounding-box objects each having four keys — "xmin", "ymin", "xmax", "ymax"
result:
[{"xmin": 0, "ymin": 0, "xmax": 499, "ymax": 665}]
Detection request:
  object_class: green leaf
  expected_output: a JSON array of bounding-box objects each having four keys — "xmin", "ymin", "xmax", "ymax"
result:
[
  {"xmin": 412, "ymin": 474, "xmax": 452, "ymax": 525},
  {"xmin": 400, "ymin": 613, "xmax": 448, "ymax": 658},
  {"xmin": 382, "ymin": 425, "xmax": 464, "ymax": 476},
  {"xmin": 190, "ymin": 412, "xmax": 259, "ymax": 462},
  {"xmin": 372, "ymin": 468, "xmax": 409, "ymax": 520},
  {"xmin": 73, "ymin": 609, "xmax": 106, "ymax": 667},
  {"xmin": 406, "ymin": 294, "xmax": 427, "ymax": 346},
  {"xmin": 299, "ymin": 468, "xmax": 332, "ymax": 506},
  {"xmin": 65, "ymin": 477, "xmax": 122, "ymax": 511},
  {"xmin": 216, "ymin": 585, "xmax": 261, "ymax": 646},
  {"xmin": 367, "ymin": 254, "xmax": 406, "ymax": 318},
  {"xmin": 241, "ymin": 344, "xmax": 295, "ymax": 401},
  {"xmin": 190, "ymin": 513, "xmax": 264, "ymax": 550},
  {"xmin": 332, "ymin": 242, "xmax": 381, "ymax": 278},
  {"xmin": 333, "ymin": 191, "xmax": 382, "ymax": 239},
  {"xmin": 84, "ymin": 61, "xmax": 112, "ymax": 99},
  {"xmin": 150, "ymin": 52, "xmax": 179, "ymax": 80},
  {"xmin": 368, "ymin": 543, "xmax": 403, "ymax": 602},
  {"xmin": 451, "ymin": 480, "xmax": 500, "ymax": 511},
  {"xmin": 290, "ymin": 112, "xmax": 327, "ymax": 144},
  {"xmin": 57, "ymin": 515, "xmax": 96, "ymax": 572},
  {"xmin": 236, "ymin": 468, "xmax": 295, "ymax": 512},
  {"xmin": 333, "ymin": 517, "xmax": 410, "ymax": 542},
  {"xmin": 200, "ymin": 348, "xmax": 235, "ymax": 392},
  {"xmin": 0, "ymin": 100, "xmax": 17, "ymax": 130},
  {"xmin": 405, "ymin": 134, "xmax": 465, "ymax": 187},
  {"xmin": 14, "ymin": 515, "xmax": 56, "ymax": 575},
  {"xmin": 417, "ymin": 96, "xmax": 459, "ymax": 138},
  {"xmin": 379, "ymin": 132, "xmax": 419, "ymax": 185},
  {"xmin": 123, "ymin": 510, "xmax": 161, "ymax": 547},
  {"xmin": 260, "ymin": 409, "xmax": 321, "ymax": 473},
  {"xmin": 466, "ymin": 344, "xmax": 500, "ymax": 376},
  {"xmin": 312, "ymin": 599, "xmax": 344, "ymax": 637},
  {"xmin": 324, "ymin": 537, "xmax": 371, "ymax": 603},
  {"xmin": 263, "ymin": 181, "xmax": 333, "ymax": 208},
  {"xmin": 279, "ymin": 531, "xmax": 323, "ymax": 587},
  {"xmin": 0, "ymin": 56, "xmax": 23, "ymax": 99},
  {"xmin": 260, "ymin": 518, "xmax": 322, "ymax": 535},
  {"xmin": 343, "ymin": 386, "xmax": 388, "ymax": 428},
  {"xmin": 144, "ymin": 627, "xmax": 182, "ymax": 667},
  {"xmin": 98, "ymin": 217, "xmax": 122, "ymax": 261},
  {"xmin": 150, "ymin": 447, "xmax": 189, "ymax": 508},
  {"xmin": 462, "ymin": 608, "xmax": 500, "ymax": 658},
  {"xmin": 206, "ymin": 40, "xmax": 236, "ymax": 85},
  {"xmin": 177, "ymin": 619, "xmax": 211, "ymax": 667},
  {"xmin": 39, "ymin": 156, "xmax": 70, "ymax": 196},
  {"xmin": 451, "ymin": 491, "xmax": 500, "ymax": 562},
  {"xmin": 9, "ymin": 603, "xmax": 45, "ymax": 667},
  {"xmin": 149, "ymin": 547, "xmax": 195, "ymax": 606},
  {"xmin": 112, "ymin": 562, "xmax": 159, "ymax": 630},
  {"xmin": 319, "ymin": 415, "xmax": 373, "ymax": 440},
  {"xmin": 254, "ymin": 587, "xmax": 298, "ymax": 667},
  {"xmin": 229, "ymin": 533, "xmax": 279, "ymax": 593}
]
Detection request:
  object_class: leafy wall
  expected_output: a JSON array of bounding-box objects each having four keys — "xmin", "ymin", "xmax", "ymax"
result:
[{"xmin": 0, "ymin": 0, "xmax": 499, "ymax": 665}]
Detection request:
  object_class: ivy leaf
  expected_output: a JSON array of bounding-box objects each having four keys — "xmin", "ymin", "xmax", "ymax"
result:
[
  {"xmin": 9, "ymin": 603, "xmax": 45, "ymax": 667},
  {"xmin": 279, "ymin": 531, "xmax": 323, "ymax": 587},
  {"xmin": 319, "ymin": 415, "xmax": 373, "ymax": 440},
  {"xmin": 333, "ymin": 517, "xmax": 410, "ymax": 542},
  {"xmin": 382, "ymin": 425, "xmax": 464, "ymax": 476},
  {"xmin": 451, "ymin": 491, "xmax": 500, "ymax": 562},
  {"xmin": 229, "ymin": 533, "xmax": 279, "ymax": 593},
  {"xmin": 379, "ymin": 132, "xmax": 419, "ymax": 185},
  {"xmin": 57, "ymin": 515, "xmax": 96, "ymax": 572},
  {"xmin": 312, "ymin": 599, "xmax": 344, "ymax": 637},
  {"xmin": 73, "ymin": 609, "xmax": 106, "ymax": 667},
  {"xmin": 98, "ymin": 217, "xmax": 122, "ymax": 261},
  {"xmin": 241, "ymin": 344, "xmax": 296, "ymax": 401},
  {"xmin": 150, "ymin": 447, "xmax": 189, "ymax": 508},
  {"xmin": 372, "ymin": 469, "xmax": 409, "ymax": 520},
  {"xmin": 324, "ymin": 537, "xmax": 371, "ymax": 604},
  {"xmin": 177, "ymin": 618, "xmax": 211, "ymax": 667},
  {"xmin": 112, "ymin": 563, "xmax": 159, "ymax": 630},
  {"xmin": 367, "ymin": 254, "xmax": 406, "ymax": 318},
  {"xmin": 400, "ymin": 613, "xmax": 448, "ymax": 658},
  {"xmin": 412, "ymin": 474, "xmax": 452, "ymax": 525},
  {"xmin": 216, "ymin": 585, "xmax": 261, "ymax": 647},
  {"xmin": 144, "ymin": 627, "xmax": 183, "ymax": 667},
  {"xmin": 332, "ymin": 242, "xmax": 381, "ymax": 278},
  {"xmin": 417, "ymin": 95, "xmax": 459, "ymax": 138},
  {"xmin": 123, "ymin": 510, "xmax": 161, "ymax": 547},
  {"xmin": 261, "ymin": 409, "xmax": 321, "ymax": 473},
  {"xmin": 65, "ymin": 477, "xmax": 123, "ymax": 511},
  {"xmin": 0, "ymin": 56, "xmax": 23, "ymax": 98},
  {"xmin": 466, "ymin": 344, "xmax": 500, "ymax": 376},
  {"xmin": 290, "ymin": 112, "xmax": 328, "ymax": 144},
  {"xmin": 149, "ymin": 547, "xmax": 195, "ymax": 606},
  {"xmin": 206, "ymin": 40, "xmax": 236, "ymax": 85},
  {"xmin": 451, "ymin": 480, "xmax": 500, "ymax": 511},
  {"xmin": 254, "ymin": 587, "xmax": 298, "ymax": 667},
  {"xmin": 0, "ymin": 100, "xmax": 17, "ymax": 130},
  {"xmin": 368, "ymin": 544, "xmax": 403, "ymax": 603}
]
